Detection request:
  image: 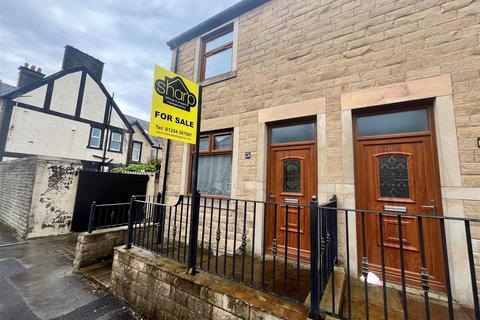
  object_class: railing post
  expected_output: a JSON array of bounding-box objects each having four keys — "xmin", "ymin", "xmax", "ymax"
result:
[
  {"xmin": 187, "ymin": 189, "xmax": 201, "ymax": 274},
  {"xmin": 330, "ymin": 195, "xmax": 338, "ymax": 264},
  {"xmin": 126, "ymin": 196, "xmax": 136, "ymax": 249},
  {"xmin": 309, "ymin": 195, "xmax": 320, "ymax": 320},
  {"xmin": 156, "ymin": 192, "xmax": 164, "ymax": 245},
  {"xmin": 187, "ymin": 85, "xmax": 202, "ymax": 275},
  {"xmin": 87, "ymin": 201, "xmax": 96, "ymax": 233}
]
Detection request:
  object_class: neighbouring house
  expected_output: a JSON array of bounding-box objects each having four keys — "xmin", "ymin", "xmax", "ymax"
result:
[
  {"xmin": 125, "ymin": 114, "xmax": 163, "ymax": 164},
  {"xmin": 110, "ymin": 0, "xmax": 480, "ymax": 319},
  {"xmin": 0, "ymin": 80, "xmax": 17, "ymax": 96},
  {"xmin": 0, "ymin": 45, "xmax": 133, "ymax": 170},
  {"xmin": 0, "ymin": 80, "xmax": 17, "ymax": 128},
  {"xmin": 0, "ymin": 46, "xmax": 152, "ymax": 240}
]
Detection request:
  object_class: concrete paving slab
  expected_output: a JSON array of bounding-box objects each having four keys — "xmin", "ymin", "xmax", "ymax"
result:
[
  {"xmin": 0, "ymin": 258, "xmax": 39, "ymax": 320},
  {"xmin": 0, "ymin": 236, "xmax": 139, "ymax": 320},
  {"xmin": 0, "ymin": 223, "xmax": 19, "ymax": 245}
]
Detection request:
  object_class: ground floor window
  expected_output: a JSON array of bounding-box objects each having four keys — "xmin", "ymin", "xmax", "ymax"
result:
[{"xmin": 191, "ymin": 130, "xmax": 233, "ymax": 196}]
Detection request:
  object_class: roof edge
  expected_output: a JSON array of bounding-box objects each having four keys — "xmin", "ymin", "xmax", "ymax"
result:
[
  {"xmin": 3, "ymin": 66, "xmax": 133, "ymax": 134},
  {"xmin": 131, "ymin": 120, "xmax": 155, "ymax": 146},
  {"xmin": 167, "ymin": 0, "xmax": 269, "ymax": 49}
]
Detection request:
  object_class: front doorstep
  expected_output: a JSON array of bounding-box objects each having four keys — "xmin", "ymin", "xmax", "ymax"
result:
[
  {"xmin": 79, "ymin": 260, "xmax": 113, "ymax": 289},
  {"xmin": 111, "ymin": 246, "xmax": 310, "ymax": 320}
]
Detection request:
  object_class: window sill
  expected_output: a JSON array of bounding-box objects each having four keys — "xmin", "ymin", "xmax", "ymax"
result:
[
  {"xmin": 87, "ymin": 145, "xmax": 102, "ymax": 150},
  {"xmin": 187, "ymin": 193, "xmax": 232, "ymax": 200},
  {"xmin": 200, "ymin": 70, "xmax": 237, "ymax": 87}
]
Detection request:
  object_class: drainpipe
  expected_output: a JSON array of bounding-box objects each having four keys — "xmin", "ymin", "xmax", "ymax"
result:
[
  {"xmin": 102, "ymin": 93, "xmax": 114, "ymax": 171},
  {"xmin": 160, "ymin": 43, "xmax": 179, "ymax": 204}
]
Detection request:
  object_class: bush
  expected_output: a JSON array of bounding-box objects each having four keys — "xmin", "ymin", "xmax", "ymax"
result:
[{"xmin": 111, "ymin": 161, "xmax": 158, "ymax": 173}]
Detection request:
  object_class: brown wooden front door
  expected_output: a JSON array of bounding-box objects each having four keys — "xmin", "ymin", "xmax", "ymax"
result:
[
  {"xmin": 354, "ymin": 102, "xmax": 445, "ymax": 291},
  {"xmin": 266, "ymin": 120, "xmax": 317, "ymax": 260}
]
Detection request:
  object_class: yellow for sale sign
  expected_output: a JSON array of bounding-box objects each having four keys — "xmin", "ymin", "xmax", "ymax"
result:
[{"xmin": 149, "ymin": 65, "xmax": 199, "ymax": 144}]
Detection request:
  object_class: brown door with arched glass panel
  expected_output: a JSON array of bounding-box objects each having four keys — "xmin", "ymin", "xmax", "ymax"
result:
[
  {"xmin": 354, "ymin": 101, "xmax": 445, "ymax": 291},
  {"xmin": 266, "ymin": 120, "xmax": 317, "ymax": 260}
]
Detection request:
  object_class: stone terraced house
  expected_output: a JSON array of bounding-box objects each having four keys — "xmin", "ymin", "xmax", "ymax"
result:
[{"xmin": 111, "ymin": 0, "xmax": 480, "ymax": 318}]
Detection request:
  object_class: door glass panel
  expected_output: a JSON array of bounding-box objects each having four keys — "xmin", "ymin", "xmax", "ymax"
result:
[
  {"xmin": 357, "ymin": 109, "xmax": 429, "ymax": 137},
  {"xmin": 283, "ymin": 159, "xmax": 301, "ymax": 193},
  {"xmin": 379, "ymin": 155, "xmax": 410, "ymax": 198},
  {"xmin": 271, "ymin": 123, "xmax": 315, "ymax": 144}
]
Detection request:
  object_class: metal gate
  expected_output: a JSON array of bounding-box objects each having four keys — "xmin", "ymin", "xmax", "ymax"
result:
[{"xmin": 71, "ymin": 170, "xmax": 149, "ymax": 232}]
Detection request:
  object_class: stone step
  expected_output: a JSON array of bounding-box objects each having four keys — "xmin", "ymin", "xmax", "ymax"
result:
[
  {"xmin": 320, "ymin": 266, "xmax": 345, "ymax": 316},
  {"xmin": 341, "ymin": 278, "xmax": 405, "ymax": 320},
  {"xmin": 79, "ymin": 261, "xmax": 113, "ymax": 289},
  {"xmin": 304, "ymin": 266, "xmax": 346, "ymax": 318}
]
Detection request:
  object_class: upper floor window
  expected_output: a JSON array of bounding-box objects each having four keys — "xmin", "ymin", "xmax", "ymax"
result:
[
  {"xmin": 131, "ymin": 141, "xmax": 142, "ymax": 162},
  {"xmin": 109, "ymin": 131, "xmax": 123, "ymax": 152},
  {"xmin": 201, "ymin": 26, "xmax": 234, "ymax": 80},
  {"xmin": 88, "ymin": 127, "xmax": 103, "ymax": 149}
]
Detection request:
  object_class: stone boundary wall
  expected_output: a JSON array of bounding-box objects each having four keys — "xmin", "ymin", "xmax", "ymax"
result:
[
  {"xmin": 73, "ymin": 226, "xmax": 127, "ymax": 269},
  {"xmin": 0, "ymin": 156, "xmax": 82, "ymax": 239},
  {"xmin": 0, "ymin": 157, "xmax": 37, "ymax": 239},
  {"xmin": 111, "ymin": 246, "xmax": 309, "ymax": 320}
]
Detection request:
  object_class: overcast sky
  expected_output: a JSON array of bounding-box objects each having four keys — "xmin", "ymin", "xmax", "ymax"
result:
[{"xmin": 0, "ymin": 0, "xmax": 239, "ymax": 120}]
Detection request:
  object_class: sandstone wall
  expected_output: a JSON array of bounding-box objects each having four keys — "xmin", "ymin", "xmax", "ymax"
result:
[
  {"xmin": 163, "ymin": 0, "xmax": 480, "ymax": 305},
  {"xmin": 0, "ymin": 156, "xmax": 81, "ymax": 239},
  {"xmin": 73, "ymin": 226, "xmax": 127, "ymax": 269},
  {"xmin": 111, "ymin": 246, "xmax": 309, "ymax": 319},
  {"xmin": 0, "ymin": 157, "xmax": 37, "ymax": 239}
]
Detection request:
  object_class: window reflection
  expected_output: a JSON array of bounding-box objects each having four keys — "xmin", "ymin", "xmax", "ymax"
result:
[
  {"xmin": 214, "ymin": 134, "xmax": 232, "ymax": 150},
  {"xmin": 205, "ymin": 48, "xmax": 233, "ymax": 79},
  {"xmin": 271, "ymin": 123, "xmax": 315, "ymax": 144},
  {"xmin": 199, "ymin": 137, "xmax": 209, "ymax": 151},
  {"xmin": 357, "ymin": 109, "xmax": 429, "ymax": 137},
  {"xmin": 206, "ymin": 31, "xmax": 233, "ymax": 51}
]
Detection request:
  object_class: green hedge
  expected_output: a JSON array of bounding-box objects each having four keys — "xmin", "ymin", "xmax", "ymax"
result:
[{"xmin": 111, "ymin": 162, "xmax": 158, "ymax": 173}]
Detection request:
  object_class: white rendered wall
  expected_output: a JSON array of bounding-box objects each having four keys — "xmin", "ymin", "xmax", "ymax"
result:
[
  {"xmin": 81, "ymin": 74, "xmax": 107, "ymax": 122},
  {"xmin": 5, "ymin": 107, "xmax": 128, "ymax": 164},
  {"xmin": 50, "ymin": 71, "xmax": 82, "ymax": 115}
]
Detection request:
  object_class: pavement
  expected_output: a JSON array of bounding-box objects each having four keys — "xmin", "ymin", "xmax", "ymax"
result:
[
  {"xmin": 0, "ymin": 223, "xmax": 18, "ymax": 246},
  {"xmin": 0, "ymin": 228, "xmax": 141, "ymax": 320}
]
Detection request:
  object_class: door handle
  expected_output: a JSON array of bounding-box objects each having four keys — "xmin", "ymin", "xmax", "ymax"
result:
[
  {"xmin": 421, "ymin": 200, "xmax": 436, "ymax": 216},
  {"xmin": 268, "ymin": 192, "xmax": 275, "ymax": 200}
]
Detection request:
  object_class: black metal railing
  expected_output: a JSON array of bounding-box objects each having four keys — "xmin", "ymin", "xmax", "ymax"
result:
[
  {"xmin": 124, "ymin": 194, "xmax": 480, "ymax": 320},
  {"xmin": 87, "ymin": 202, "xmax": 130, "ymax": 233},
  {"xmin": 87, "ymin": 194, "xmax": 161, "ymax": 233},
  {"xmin": 125, "ymin": 194, "xmax": 338, "ymax": 307},
  {"xmin": 190, "ymin": 195, "xmax": 335, "ymax": 304},
  {"xmin": 126, "ymin": 195, "xmax": 186, "ymax": 265},
  {"xmin": 311, "ymin": 204, "xmax": 480, "ymax": 320},
  {"xmin": 309, "ymin": 195, "xmax": 338, "ymax": 319}
]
